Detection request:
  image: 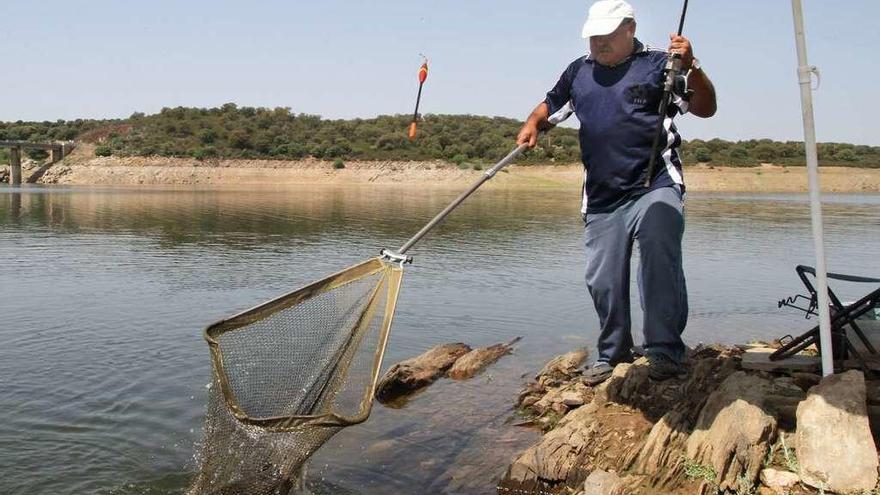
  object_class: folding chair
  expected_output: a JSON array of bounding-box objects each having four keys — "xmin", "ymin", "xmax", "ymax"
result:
[{"xmin": 771, "ymin": 265, "xmax": 880, "ymax": 364}]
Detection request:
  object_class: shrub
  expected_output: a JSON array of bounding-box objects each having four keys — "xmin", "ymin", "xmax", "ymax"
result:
[
  {"xmin": 229, "ymin": 129, "xmax": 252, "ymax": 149},
  {"xmin": 94, "ymin": 145, "xmax": 112, "ymax": 157},
  {"xmin": 26, "ymin": 149, "xmax": 49, "ymax": 161},
  {"xmin": 193, "ymin": 147, "xmax": 217, "ymax": 160},
  {"xmin": 835, "ymin": 149, "xmax": 859, "ymax": 162},
  {"xmin": 693, "ymin": 147, "xmax": 712, "ymax": 162},
  {"xmin": 333, "ymin": 158, "xmax": 345, "ymax": 169},
  {"xmin": 198, "ymin": 129, "xmax": 217, "ymax": 144},
  {"xmin": 754, "ymin": 143, "xmax": 778, "ymax": 162}
]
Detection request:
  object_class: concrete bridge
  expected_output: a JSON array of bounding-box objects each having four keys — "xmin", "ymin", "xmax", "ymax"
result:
[{"xmin": 1, "ymin": 141, "xmax": 74, "ymax": 185}]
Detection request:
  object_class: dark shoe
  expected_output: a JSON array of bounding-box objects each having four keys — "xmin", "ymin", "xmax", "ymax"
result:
[
  {"xmin": 582, "ymin": 362, "xmax": 614, "ymax": 386},
  {"xmin": 646, "ymin": 353, "xmax": 685, "ymax": 381}
]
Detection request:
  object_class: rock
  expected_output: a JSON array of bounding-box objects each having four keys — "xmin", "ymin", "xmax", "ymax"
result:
[
  {"xmin": 535, "ymin": 348, "xmax": 589, "ymax": 386},
  {"xmin": 561, "ymin": 391, "xmax": 586, "ymax": 407},
  {"xmin": 516, "ymin": 381, "xmax": 545, "ymax": 408},
  {"xmin": 530, "ymin": 386, "xmax": 563, "ymax": 416},
  {"xmin": 866, "ymin": 379, "xmax": 880, "ymax": 405},
  {"xmin": 789, "ymin": 372, "xmax": 822, "ymax": 392},
  {"xmin": 551, "ymin": 401, "xmax": 569, "ymax": 416},
  {"xmin": 498, "ymin": 400, "xmax": 653, "ymax": 494},
  {"xmin": 520, "ymin": 395, "xmax": 539, "ymax": 408},
  {"xmin": 684, "ymin": 371, "xmax": 777, "ymax": 492},
  {"xmin": 593, "ymin": 362, "xmax": 650, "ymax": 406},
  {"xmin": 796, "ymin": 370, "xmax": 878, "ymax": 493},
  {"xmin": 759, "ymin": 468, "xmax": 799, "ymax": 495},
  {"xmin": 617, "ymin": 409, "xmax": 691, "ymax": 491},
  {"xmin": 527, "ymin": 382, "xmax": 591, "ymax": 419},
  {"xmin": 446, "ymin": 337, "xmax": 520, "ymax": 379},
  {"xmin": 374, "ymin": 343, "xmax": 471, "ymax": 403},
  {"xmin": 582, "ymin": 469, "xmax": 621, "ymax": 495}
]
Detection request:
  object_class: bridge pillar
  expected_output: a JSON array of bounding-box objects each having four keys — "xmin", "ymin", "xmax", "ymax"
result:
[
  {"xmin": 51, "ymin": 147, "xmax": 63, "ymax": 163},
  {"xmin": 10, "ymin": 146, "xmax": 21, "ymax": 185}
]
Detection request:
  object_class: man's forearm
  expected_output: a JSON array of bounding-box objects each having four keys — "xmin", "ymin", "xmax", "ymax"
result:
[
  {"xmin": 526, "ymin": 102, "xmax": 552, "ymax": 130},
  {"xmin": 687, "ymin": 69, "xmax": 716, "ymax": 118}
]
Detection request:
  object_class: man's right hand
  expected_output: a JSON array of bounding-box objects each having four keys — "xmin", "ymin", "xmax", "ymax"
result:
[
  {"xmin": 518, "ymin": 102, "xmax": 551, "ymax": 148},
  {"xmin": 516, "ymin": 123, "xmax": 540, "ymax": 148}
]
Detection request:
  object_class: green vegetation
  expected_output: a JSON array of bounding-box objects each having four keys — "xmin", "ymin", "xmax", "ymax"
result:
[
  {"xmin": 735, "ymin": 473, "xmax": 756, "ymax": 495},
  {"xmin": 26, "ymin": 149, "xmax": 49, "ymax": 161},
  {"xmin": 682, "ymin": 457, "xmax": 718, "ymax": 484},
  {"xmin": 1, "ymin": 104, "xmax": 878, "ymax": 167},
  {"xmin": 780, "ymin": 434, "xmax": 799, "ymax": 473}
]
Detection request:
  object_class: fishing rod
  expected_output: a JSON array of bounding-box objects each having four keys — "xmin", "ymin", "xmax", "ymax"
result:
[
  {"xmin": 644, "ymin": 0, "xmax": 690, "ymax": 187},
  {"xmin": 408, "ymin": 55, "xmax": 429, "ymax": 140}
]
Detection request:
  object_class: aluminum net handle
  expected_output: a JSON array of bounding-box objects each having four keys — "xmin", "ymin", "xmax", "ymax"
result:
[{"xmin": 395, "ymin": 143, "xmax": 529, "ymax": 255}]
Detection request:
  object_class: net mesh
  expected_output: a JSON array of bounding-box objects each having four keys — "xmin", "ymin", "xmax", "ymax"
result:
[{"xmin": 189, "ymin": 257, "xmax": 403, "ymax": 495}]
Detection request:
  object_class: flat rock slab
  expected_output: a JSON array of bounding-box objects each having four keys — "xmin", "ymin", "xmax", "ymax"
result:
[{"xmin": 741, "ymin": 347, "xmax": 820, "ymax": 373}]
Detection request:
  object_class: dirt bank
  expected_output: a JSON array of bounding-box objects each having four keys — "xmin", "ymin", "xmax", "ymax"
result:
[{"xmin": 19, "ymin": 144, "xmax": 880, "ymax": 192}]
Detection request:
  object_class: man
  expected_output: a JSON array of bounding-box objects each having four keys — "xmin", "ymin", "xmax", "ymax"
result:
[{"xmin": 517, "ymin": 0, "xmax": 716, "ymax": 385}]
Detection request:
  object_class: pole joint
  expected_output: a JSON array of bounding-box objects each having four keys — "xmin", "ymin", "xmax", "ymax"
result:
[
  {"xmin": 797, "ymin": 65, "xmax": 821, "ymax": 89},
  {"xmin": 380, "ymin": 249, "xmax": 412, "ymax": 266}
]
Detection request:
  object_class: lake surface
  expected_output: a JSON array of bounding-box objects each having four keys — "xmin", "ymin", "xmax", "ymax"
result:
[{"xmin": 1, "ymin": 185, "xmax": 878, "ymax": 494}]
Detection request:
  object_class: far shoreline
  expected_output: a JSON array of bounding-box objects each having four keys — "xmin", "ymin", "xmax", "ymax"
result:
[{"xmin": 12, "ymin": 145, "xmax": 880, "ymax": 193}]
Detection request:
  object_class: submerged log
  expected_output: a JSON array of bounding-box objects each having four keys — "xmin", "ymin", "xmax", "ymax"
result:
[
  {"xmin": 447, "ymin": 337, "xmax": 522, "ymax": 379},
  {"xmin": 374, "ymin": 343, "xmax": 471, "ymax": 403}
]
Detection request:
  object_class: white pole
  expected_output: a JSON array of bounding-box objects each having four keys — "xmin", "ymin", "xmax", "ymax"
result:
[{"xmin": 791, "ymin": 0, "xmax": 834, "ymax": 376}]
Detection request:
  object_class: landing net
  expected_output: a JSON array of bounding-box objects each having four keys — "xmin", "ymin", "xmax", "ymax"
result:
[{"xmin": 189, "ymin": 257, "xmax": 403, "ymax": 494}]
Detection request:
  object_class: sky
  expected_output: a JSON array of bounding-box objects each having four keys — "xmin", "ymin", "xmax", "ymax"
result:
[{"xmin": 2, "ymin": 0, "xmax": 879, "ymax": 145}]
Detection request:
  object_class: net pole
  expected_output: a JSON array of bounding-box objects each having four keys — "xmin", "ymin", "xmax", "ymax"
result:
[
  {"xmin": 791, "ymin": 0, "xmax": 833, "ymax": 376},
  {"xmin": 396, "ymin": 143, "xmax": 529, "ymax": 255}
]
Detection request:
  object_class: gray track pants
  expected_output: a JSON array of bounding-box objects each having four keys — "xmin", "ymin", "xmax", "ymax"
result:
[{"xmin": 584, "ymin": 185, "xmax": 688, "ymax": 365}]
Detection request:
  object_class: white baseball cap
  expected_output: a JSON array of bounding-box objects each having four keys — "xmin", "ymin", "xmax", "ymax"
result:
[{"xmin": 581, "ymin": 0, "xmax": 635, "ymax": 38}]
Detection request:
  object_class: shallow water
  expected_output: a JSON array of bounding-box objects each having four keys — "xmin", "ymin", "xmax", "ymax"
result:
[{"xmin": 1, "ymin": 185, "xmax": 878, "ymax": 494}]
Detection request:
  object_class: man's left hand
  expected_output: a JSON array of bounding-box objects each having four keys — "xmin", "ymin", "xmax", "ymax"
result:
[{"xmin": 668, "ymin": 34, "xmax": 695, "ymax": 69}]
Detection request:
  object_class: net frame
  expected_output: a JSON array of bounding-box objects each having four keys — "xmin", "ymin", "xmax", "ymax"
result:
[{"xmin": 204, "ymin": 256, "xmax": 403, "ymax": 432}]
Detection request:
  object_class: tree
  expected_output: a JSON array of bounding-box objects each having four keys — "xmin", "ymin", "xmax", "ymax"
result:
[
  {"xmin": 754, "ymin": 143, "xmax": 777, "ymax": 162},
  {"xmin": 835, "ymin": 149, "xmax": 859, "ymax": 162},
  {"xmin": 693, "ymin": 147, "xmax": 712, "ymax": 162},
  {"xmin": 27, "ymin": 149, "xmax": 49, "ymax": 161},
  {"xmin": 229, "ymin": 130, "xmax": 252, "ymax": 150}
]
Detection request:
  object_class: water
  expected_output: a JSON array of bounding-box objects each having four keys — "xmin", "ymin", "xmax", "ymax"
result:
[{"xmin": 1, "ymin": 185, "xmax": 877, "ymax": 494}]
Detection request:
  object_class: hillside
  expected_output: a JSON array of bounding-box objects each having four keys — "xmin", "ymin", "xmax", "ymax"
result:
[{"xmin": 1, "ymin": 105, "xmax": 878, "ymax": 168}]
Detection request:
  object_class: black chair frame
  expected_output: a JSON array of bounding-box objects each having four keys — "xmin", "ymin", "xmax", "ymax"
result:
[{"xmin": 771, "ymin": 265, "xmax": 880, "ymax": 363}]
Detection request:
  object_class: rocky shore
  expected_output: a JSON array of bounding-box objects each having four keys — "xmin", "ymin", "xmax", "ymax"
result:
[{"xmin": 498, "ymin": 345, "xmax": 879, "ymax": 495}]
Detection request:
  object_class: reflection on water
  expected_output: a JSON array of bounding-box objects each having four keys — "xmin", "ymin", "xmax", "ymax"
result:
[{"xmin": 1, "ymin": 185, "xmax": 878, "ymax": 494}]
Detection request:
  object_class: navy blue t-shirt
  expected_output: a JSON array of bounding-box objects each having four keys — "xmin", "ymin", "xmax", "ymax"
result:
[{"xmin": 544, "ymin": 39, "xmax": 689, "ymax": 214}]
